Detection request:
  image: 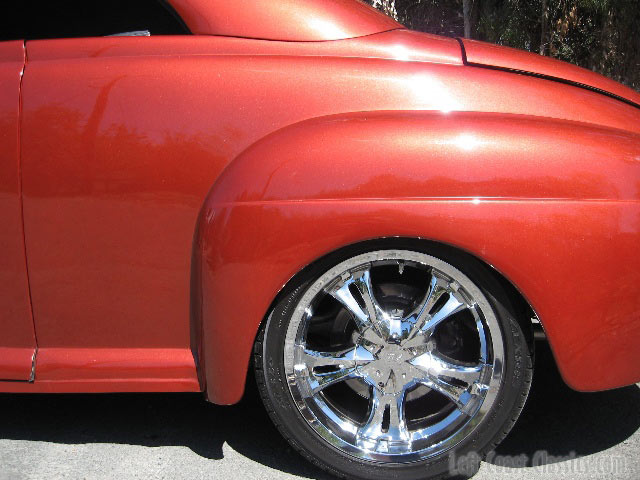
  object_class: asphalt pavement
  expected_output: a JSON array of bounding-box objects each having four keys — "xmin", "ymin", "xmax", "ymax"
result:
[{"xmin": 0, "ymin": 342, "xmax": 638, "ymax": 479}]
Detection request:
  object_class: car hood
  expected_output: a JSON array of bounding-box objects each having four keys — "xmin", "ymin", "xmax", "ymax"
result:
[{"xmin": 461, "ymin": 38, "xmax": 640, "ymax": 109}]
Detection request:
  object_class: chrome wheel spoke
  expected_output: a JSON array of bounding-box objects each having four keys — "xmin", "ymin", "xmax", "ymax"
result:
[
  {"xmin": 403, "ymin": 283, "xmax": 467, "ymax": 349},
  {"xmin": 358, "ymin": 388, "xmax": 410, "ymax": 446},
  {"xmin": 425, "ymin": 292, "xmax": 467, "ymax": 332},
  {"xmin": 329, "ymin": 279, "xmax": 368, "ymax": 327},
  {"xmin": 386, "ymin": 391, "xmax": 410, "ymax": 442},
  {"xmin": 406, "ymin": 272, "xmax": 448, "ymax": 336},
  {"xmin": 424, "ymin": 375, "xmax": 470, "ymax": 410},
  {"xmin": 329, "ymin": 267, "xmax": 386, "ymax": 343},
  {"xmin": 410, "ymin": 351, "xmax": 487, "ymax": 412},
  {"xmin": 310, "ymin": 367, "xmax": 361, "ymax": 394},
  {"xmin": 300, "ymin": 345, "xmax": 374, "ymax": 394},
  {"xmin": 353, "ymin": 269, "xmax": 382, "ymax": 328},
  {"xmin": 431, "ymin": 353, "xmax": 486, "ymax": 386},
  {"xmin": 302, "ymin": 345, "xmax": 375, "ymax": 369}
]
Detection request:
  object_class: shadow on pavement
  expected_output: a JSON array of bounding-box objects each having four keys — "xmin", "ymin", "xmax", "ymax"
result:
[
  {"xmin": 487, "ymin": 340, "xmax": 640, "ymax": 467},
  {"xmin": 0, "ymin": 373, "xmax": 332, "ymax": 479},
  {"xmin": 0, "ymin": 340, "xmax": 638, "ymax": 477}
]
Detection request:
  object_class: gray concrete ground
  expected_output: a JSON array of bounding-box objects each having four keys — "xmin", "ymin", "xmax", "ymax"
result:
[{"xmin": 0, "ymin": 342, "xmax": 638, "ymax": 480}]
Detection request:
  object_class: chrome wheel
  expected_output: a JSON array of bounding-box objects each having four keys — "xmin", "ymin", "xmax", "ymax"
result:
[{"xmin": 284, "ymin": 250, "xmax": 504, "ymax": 462}]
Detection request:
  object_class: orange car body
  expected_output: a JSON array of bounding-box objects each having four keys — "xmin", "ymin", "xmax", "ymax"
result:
[{"xmin": 1, "ymin": 0, "xmax": 638, "ymax": 404}]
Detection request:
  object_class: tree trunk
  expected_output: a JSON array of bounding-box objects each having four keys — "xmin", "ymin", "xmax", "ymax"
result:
[
  {"xmin": 463, "ymin": 0, "xmax": 472, "ymax": 38},
  {"xmin": 540, "ymin": 0, "xmax": 548, "ymax": 55}
]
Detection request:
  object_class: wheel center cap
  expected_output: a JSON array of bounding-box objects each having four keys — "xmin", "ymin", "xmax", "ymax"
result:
[
  {"xmin": 379, "ymin": 344, "xmax": 407, "ymax": 363},
  {"xmin": 357, "ymin": 343, "xmax": 418, "ymax": 395}
]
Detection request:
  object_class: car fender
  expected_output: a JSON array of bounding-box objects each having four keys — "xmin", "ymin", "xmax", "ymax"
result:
[{"xmin": 193, "ymin": 110, "xmax": 640, "ymax": 404}]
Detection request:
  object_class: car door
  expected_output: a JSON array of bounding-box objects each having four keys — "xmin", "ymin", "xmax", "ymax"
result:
[
  {"xmin": 14, "ymin": 0, "xmax": 202, "ymax": 387},
  {"xmin": 0, "ymin": 40, "xmax": 37, "ymax": 381}
]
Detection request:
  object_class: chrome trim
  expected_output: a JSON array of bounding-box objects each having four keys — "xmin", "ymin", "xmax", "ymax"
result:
[{"xmin": 108, "ymin": 30, "xmax": 151, "ymax": 37}]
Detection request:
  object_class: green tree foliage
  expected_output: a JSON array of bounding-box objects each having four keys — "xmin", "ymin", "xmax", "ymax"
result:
[{"xmin": 365, "ymin": 0, "xmax": 640, "ymax": 91}]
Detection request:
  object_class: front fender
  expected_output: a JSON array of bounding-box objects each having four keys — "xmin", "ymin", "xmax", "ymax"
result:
[{"xmin": 194, "ymin": 111, "xmax": 640, "ymax": 404}]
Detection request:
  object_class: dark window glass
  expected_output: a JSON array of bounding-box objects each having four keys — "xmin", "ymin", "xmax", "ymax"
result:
[{"xmin": 0, "ymin": 0, "xmax": 189, "ymax": 42}]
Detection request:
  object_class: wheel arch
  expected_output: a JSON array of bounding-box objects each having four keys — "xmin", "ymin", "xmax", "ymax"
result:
[
  {"xmin": 191, "ymin": 110, "xmax": 640, "ymax": 404},
  {"xmin": 256, "ymin": 237, "xmax": 538, "ymax": 360}
]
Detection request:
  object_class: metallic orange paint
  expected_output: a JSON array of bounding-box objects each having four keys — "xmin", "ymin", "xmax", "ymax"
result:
[
  {"xmin": 0, "ymin": 348, "xmax": 199, "ymax": 393},
  {"xmin": 0, "ymin": 41, "xmax": 36, "ymax": 381},
  {"xmin": 197, "ymin": 111, "xmax": 640, "ymax": 403},
  {"xmin": 0, "ymin": 0, "xmax": 638, "ymax": 401},
  {"xmin": 461, "ymin": 38, "xmax": 640, "ymax": 107},
  {"xmin": 169, "ymin": 0, "xmax": 402, "ymax": 41}
]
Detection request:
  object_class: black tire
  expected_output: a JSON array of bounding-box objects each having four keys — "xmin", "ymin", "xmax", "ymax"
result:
[{"xmin": 255, "ymin": 243, "xmax": 533, "ymax": 480}]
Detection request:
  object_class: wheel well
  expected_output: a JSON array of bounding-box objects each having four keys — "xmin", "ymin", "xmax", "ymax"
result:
[
  {"xmin": 259, "ymin": 236, "xmax": 538, "ymax": 358},
  {"xmin": 243, "ymin": 236, "xmax": 541, "ymax": 401}
]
